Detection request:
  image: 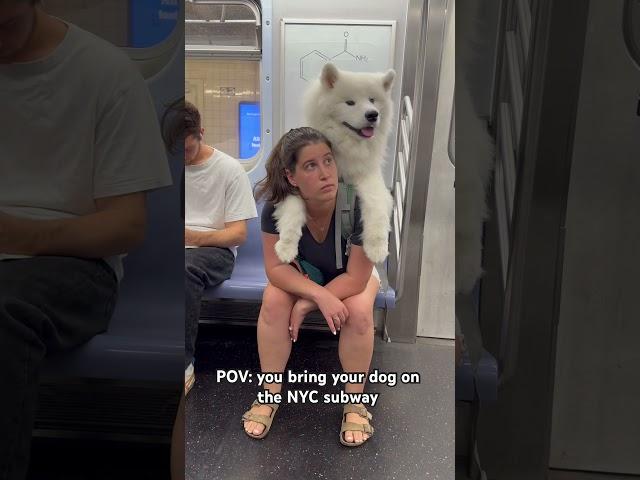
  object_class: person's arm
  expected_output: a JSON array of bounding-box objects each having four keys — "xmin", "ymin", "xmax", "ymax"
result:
[
  {"xmin": 293, "ymin": 244, "xmax": 372, "ymax": 308},
  {"xmin": 0, "ymin": 192, "xmax": 145, "ymax": 258},
  {"xmin": 262, "ymin": 232, "xmax": 348, "ymax": 333},
  {"xmin": 262, "ymin": 232, "xmax": 327, "ymax": 302},
  {"xmin": 185, "ymin": 165, "xmax": 257, "ymax": 248},
  {"xmin": 185, "ymin": 220, "xmax": 247, "ymax": 248},
  {"xmin": 317, "ymin": 195, "xmax": 373, "ymax": 301},
  {"xmin": 324, "ymin": 245, "xmax": 373, "ymax": 298},
  {"xmin": 288, "ymin": 245, "xmax": 374, "ymax": 340}
]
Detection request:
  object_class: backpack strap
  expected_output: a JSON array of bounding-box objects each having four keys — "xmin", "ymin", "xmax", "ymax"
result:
[
  {"xmin": 343, "ymin": 183, "xmax": 355, "ymax": 240},
  {"xmin": 335, "ymin": 182, "xmax": 356, "ymax": 270}
]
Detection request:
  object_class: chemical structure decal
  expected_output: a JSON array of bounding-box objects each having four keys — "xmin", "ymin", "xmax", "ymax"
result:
[{"xmin": 299, "ymin": 31, "xmax": 370, "ymax": 81}]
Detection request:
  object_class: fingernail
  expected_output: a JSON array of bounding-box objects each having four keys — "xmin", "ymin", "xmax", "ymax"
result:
[
  {"xmin": 333, "ymin": 330, "xmax": 336, "ymax": 335},
  {"xmin": 288, "ymin": 326, "xmax": 292, "ymax": 330}
]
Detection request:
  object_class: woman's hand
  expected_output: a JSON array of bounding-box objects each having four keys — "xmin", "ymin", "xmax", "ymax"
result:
[
  {"xmin": 289, "ymin": 298, "xmax": 316, "ymax": 342},
  {"xmin": 314, "ymin": 289, "xmax": 349, "ymax": 336}
]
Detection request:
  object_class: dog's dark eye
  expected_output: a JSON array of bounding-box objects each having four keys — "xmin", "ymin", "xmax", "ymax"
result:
[
  {"xmin": 345, "ymin": 100, "xmax": 355, "ymax": 106},
  {"xmin": 369, "ymin": 98, "xmax": 375, "ymax": 103}
]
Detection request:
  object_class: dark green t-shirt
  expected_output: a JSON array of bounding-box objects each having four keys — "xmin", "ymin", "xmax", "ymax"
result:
[{"xmin": 261, "ymin": 197, "xmax": 363, "ymax": 283}]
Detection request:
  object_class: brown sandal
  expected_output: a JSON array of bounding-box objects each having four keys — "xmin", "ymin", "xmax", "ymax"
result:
[
  {"xmin": 241, "ymin": 399, "xmax": 280, "ymax": 439},
  {"xmin": 339, "ymin": 403, "xmax": 374, "ymax": 447}
]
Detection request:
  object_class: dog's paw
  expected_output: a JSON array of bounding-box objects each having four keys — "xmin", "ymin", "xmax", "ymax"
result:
[
  {"xmin": 364, "ymin": 236, "xmax": 389, "ymax": 263},
  {"xmin": 275, "ymin": 239, "xmax": 299, "ymax": 264}
]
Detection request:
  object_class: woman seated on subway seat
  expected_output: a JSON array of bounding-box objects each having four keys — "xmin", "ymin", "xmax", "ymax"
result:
[{"xmin": 242, "ymin": 127, "xmax": 381, "ymax": 447}]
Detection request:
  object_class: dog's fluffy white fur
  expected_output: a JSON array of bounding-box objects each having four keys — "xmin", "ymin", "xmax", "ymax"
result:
[
  {"xmin": 274, "ymin": 63, "xmax": 396, "ymax": 264},
  {"xmin": 455, "ymin": 0, "xmax": 496, "ymax": 294},
  {"xmin": 455, "ymin": 83, "xmax": 494, "ymax": 293}
]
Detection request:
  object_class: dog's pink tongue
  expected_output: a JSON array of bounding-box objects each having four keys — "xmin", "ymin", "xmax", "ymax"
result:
[{"xmin": 360, "ymin": 127, "xmax": 374, "ymax": 138}]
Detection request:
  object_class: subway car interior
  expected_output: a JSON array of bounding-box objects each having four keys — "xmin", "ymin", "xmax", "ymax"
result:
[
  {"xmin": 21, "ymin": 0, "xmax": 456, "ymax": 478},
  {"xmin": 24, "ymin": 1, "xmax": 184, "ymax": 479},
  {"xmin": 457, "ymin": 0, "xmax": 640, "ymax": 479},
  {"xmin": 184, "ymin": 0, "xmax": 455, "ymax": 478},
  {"xmin": 4, "ymin": 0, "xmax": 637, "ymax": 479}
]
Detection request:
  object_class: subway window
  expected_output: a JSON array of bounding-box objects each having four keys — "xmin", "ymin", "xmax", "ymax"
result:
[
  {"xmin": 186, "ymin": 0, "xmax": 262, "ymax": 166},
  {"xmin": 185, "ymin": 59, "xmax": 261, "ymax": 161}
]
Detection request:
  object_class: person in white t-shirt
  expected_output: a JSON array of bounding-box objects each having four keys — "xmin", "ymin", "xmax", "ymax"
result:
[
  {"xmin": 0, "ymin": 2, "xmax": 172, "ymax": 478},
  {"xmin": 164, "ymin": 101, "xmax": 257, "ymax": 395}
]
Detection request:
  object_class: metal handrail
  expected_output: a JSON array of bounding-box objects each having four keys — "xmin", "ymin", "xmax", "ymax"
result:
[
  {"xmin": 505, "ymin": 31, "xmax": 524, "ymax": 145},
  {"xmin": 186, "ymin": 0, "xmax": 261, "ymax": 26},
  {"xmin": 515, "ymin": 0, "xmax": 531, "ymax": 62},
  {"xmin": 403, "ymin": 95, "xmax": 414, "ymax": 131},
  {"xmin": 499, "ymin": 103, "xmax": 517, "ymax": 219},
  {"xmin": 494, "ymin": 160, "xmax": 510, "ymax": 290},
  {"xmin": 186, "ymin": 0, "xmax": 262, "ymax": 56},
  {"xmin": 389, "ymin": 95, "xmax": 416, "ymax": 300},
  {"xmin": 448, "ymin": 90, "xmax": 455, "ymax": 166},
  {"xmin": 185, "ymin": 19, "xmax": 257, "ymax": 24}
]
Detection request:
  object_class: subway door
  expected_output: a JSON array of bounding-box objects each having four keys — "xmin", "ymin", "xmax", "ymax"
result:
[
  {"xmin": 549, "ymin": 0, "xmax": 640, "ymax": 475},
  {"xmin": 416, "ymin": 0, "xmax": 455, "ymax": 339}
]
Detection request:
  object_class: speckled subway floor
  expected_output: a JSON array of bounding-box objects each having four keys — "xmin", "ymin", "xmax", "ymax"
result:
[{"xmin": 186, "ymin": 324, "xmax": 454, "ymax": 480}]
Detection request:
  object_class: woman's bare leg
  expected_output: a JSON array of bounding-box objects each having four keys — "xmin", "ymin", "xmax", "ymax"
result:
[
  {"xmin": 337, "ymin": 275, "xmax": 379, "ymax": 444},
  {"xmin": 244, "ymin": 283, "xmax": 296, "ymax": 436}
]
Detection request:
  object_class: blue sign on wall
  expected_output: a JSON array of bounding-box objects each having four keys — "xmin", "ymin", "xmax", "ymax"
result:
[
  {"xmin": 129, "ymin": 0, "xmax": 178, "ymax": 48},
  {"xmin": 239, "ymin": 102, "xmax": 261, "ymax": 159}
]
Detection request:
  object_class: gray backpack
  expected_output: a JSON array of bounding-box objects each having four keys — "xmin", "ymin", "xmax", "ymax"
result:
[{"xmin": 334, "ymin": 182, "xmax": 356, "ymax": 269}]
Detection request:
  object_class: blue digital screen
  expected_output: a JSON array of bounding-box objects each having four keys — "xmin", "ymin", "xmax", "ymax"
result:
[
  {"xmin": 129, "ymin": 0, "xmax": 178, "ymax": 48},
  {"xmin": 238, "ymin": 102, "xmax": 261, "ymax": 159}
]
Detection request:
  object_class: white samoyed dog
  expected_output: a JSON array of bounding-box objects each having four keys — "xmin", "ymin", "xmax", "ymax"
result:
[
  {"xmin": 455, "ymin": 0, "xmax": 496, "ymax": 294},
  {"xmin": 273, "ymin": 63, "xmax": 396, "ymax": 264}
]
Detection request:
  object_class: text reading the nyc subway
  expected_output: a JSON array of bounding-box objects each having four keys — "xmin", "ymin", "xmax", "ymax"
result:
[{"xmin": 215, "ymin": 369, "xmax": 421, "ymax": 407}]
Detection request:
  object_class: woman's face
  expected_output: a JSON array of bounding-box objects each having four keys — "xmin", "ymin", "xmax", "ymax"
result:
[{"xmin": 286, "ymin": 142, "xmax": 338, "ymax": 203}]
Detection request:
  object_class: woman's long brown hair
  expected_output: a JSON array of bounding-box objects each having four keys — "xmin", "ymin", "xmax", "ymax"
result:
[{"xmin": 254, "ymin": 127, "xmax": 332, "ymax": 204}]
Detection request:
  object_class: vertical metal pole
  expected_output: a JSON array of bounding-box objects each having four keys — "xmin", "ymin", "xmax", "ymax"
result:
[{"xmin": 386, "ymin": 0, "xmax": 448, "ymax": 343}]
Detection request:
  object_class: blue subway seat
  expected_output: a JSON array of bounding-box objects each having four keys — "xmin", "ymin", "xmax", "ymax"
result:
[
  {"xmin": 455, "ymin": 349, "xmax": 498, "ymax": 403},
  {"xmin": 202, "ymin": 204, "xmax": 396, "ymax": 309},
  {"xmin": 41, "ymin": 282, "xmax": 184, "ymax": 383},
  {"xmin": 455, "ymin": 281, "xmax": 497, "ymax": 404},
  {"xmin": 41, "ymin": 181, "xmax": 184, "ymax": 384}
]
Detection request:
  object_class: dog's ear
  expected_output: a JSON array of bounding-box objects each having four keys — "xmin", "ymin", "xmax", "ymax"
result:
[
  {"xmin": 382, "ymin": 69, "xmax": 396, "ymax": 91},
  {"xmin": 321, "ymin": 63, "xmax": 339, "ymax": 89}
]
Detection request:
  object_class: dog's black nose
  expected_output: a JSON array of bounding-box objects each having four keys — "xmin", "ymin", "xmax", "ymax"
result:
[{"xmin": 365, "ymin": 110, "xmax": 379, "ymax": 122}]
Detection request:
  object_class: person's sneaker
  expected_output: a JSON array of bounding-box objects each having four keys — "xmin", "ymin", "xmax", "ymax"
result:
[{"xmin": 185, "ymin": 363, "xmax": 195, "ymax": 395}]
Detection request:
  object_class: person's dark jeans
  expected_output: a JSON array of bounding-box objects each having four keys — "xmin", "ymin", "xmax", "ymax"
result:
[
  {"xmin": 185, "ymin": 247, "xmax": 235, "ymax": 369},
  {"xmin": 0, "ymin": 256, "xmax": 118, "ymax": 480}
]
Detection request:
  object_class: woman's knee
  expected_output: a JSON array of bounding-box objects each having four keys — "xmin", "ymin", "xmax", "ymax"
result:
[
  {"xmin": 344, "ymin": 306, "xmax": 373, "ymax": 336},
  {"xmin": 259, "ymin": 284, "xmax": 295, "ymax": 327}
]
